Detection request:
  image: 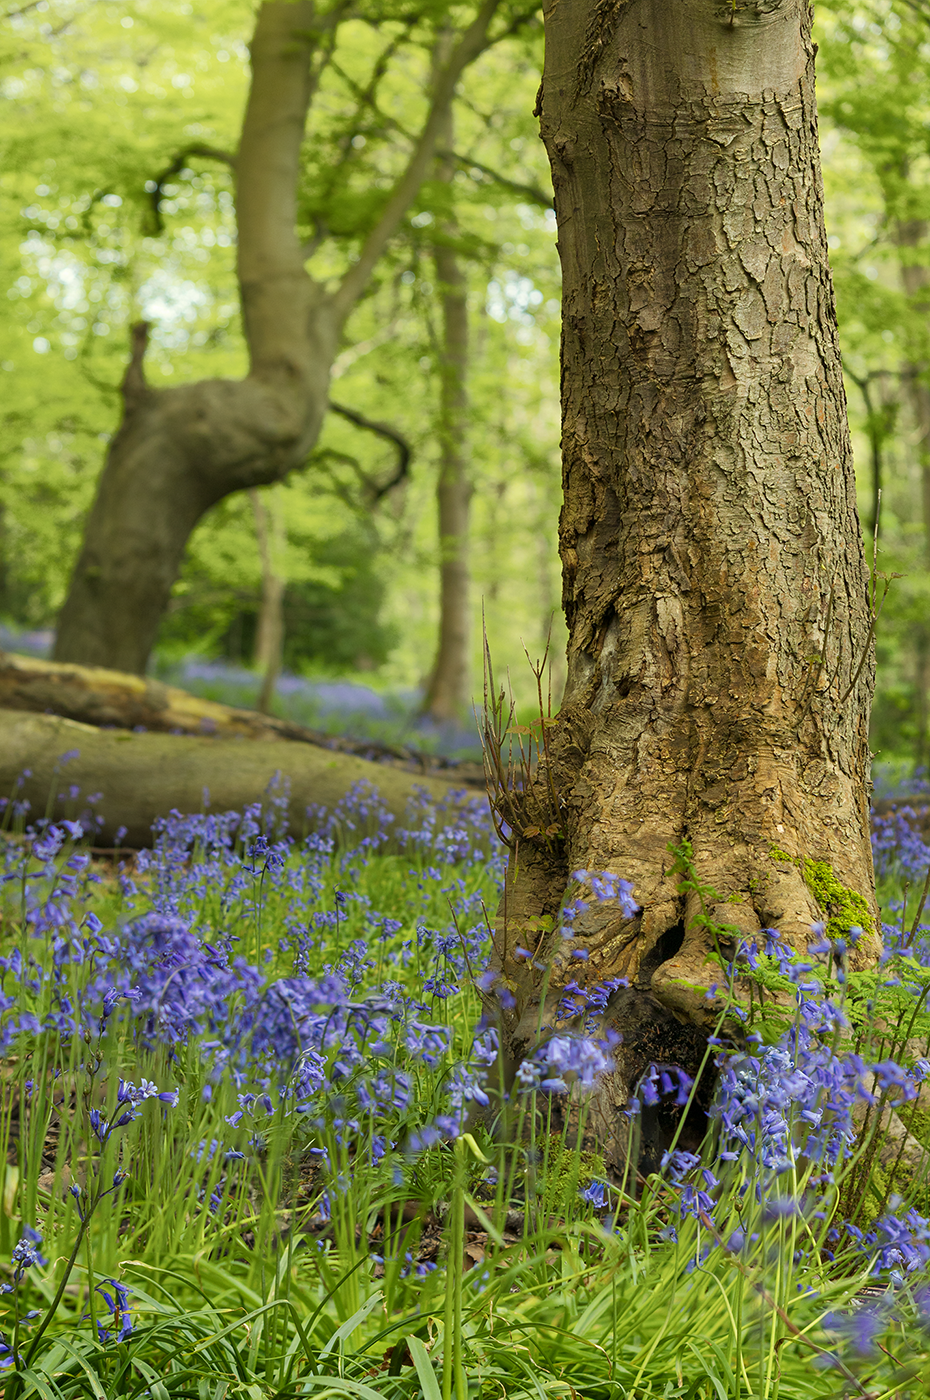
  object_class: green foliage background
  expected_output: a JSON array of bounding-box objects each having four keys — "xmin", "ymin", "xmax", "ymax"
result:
[{"xmin": 5, "ymin": 0, "xmax": 930, "ymax": 752}]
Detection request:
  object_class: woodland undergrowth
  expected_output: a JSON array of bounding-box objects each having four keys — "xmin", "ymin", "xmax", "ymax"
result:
[{"xmin": 4, "ymin": 766, "xmax": 930, "ymax": 1396}]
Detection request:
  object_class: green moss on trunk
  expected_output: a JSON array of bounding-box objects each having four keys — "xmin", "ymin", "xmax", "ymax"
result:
[{"xmin": 770, "ymin": 848, "xmax": 873, "ymax": 941}]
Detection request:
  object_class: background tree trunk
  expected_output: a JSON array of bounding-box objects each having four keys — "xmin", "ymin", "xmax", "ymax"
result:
[
  {"xmin": 423, "ymin": 107, "xmax": 472, "ymax": 723},
  {"xmin": 52, "ymin": 0, "xmax": 500, "ymax": 676},
  {"xmin": 895, "ymin": 215, "xmax": 930, "ymax": 770},
  {"xmin": 250, "ymin": 487, "xmax": 286, "ymax": 715},
  {"xmin": 494, "ymin": 0, "xmax": 878, "ymax": 1166},
  {"xmin": 52, "ymin": 1, "xmax": 337, "ymax": 675}
]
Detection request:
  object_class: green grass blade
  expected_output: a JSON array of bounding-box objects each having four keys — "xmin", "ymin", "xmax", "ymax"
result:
[
  {"xmin": 406, "ymin": 1335, "xmax": 443, "ymax": 1400},
  {"xmin": 317, "ymin": 1291, "xmax": 384, "ymax": 1362},
  {"xmin": 11, "ymin": 1370, "xmax": 65, "ymax": 1400}
]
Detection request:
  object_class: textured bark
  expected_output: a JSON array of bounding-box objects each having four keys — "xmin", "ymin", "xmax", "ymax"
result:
[
  {"xmin": 0, "ymin": 711, "xmax": 466, "ymax": 850},
  {"xmin": 495, "ymin": 0, "xmax": 878, "ymax": 1166},
  {"xmin": 53, "ymin": 0, "xmax": 501, "ymax": 676},
  {"xmin": 423, "ymin": 108, "xmax": 472, "ymax": 723}
]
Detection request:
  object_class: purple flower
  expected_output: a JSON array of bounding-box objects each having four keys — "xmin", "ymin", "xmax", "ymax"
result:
[
  {"xmin": 0, "ymin": 1335, "xmax": 20, "ymax": 1370},
  {"xmin": 94, "ymin": 1278, "xmax": 133, "ymax": 1342},
  {"xmin": 661, "ymin": 1150, "xmax": 700, "ymax": 1184},
  {"xmin": 763, "ymin": 1197, "xmax": 800, "ymax": 1222},
  {"xmin": 822, "ymin": 1305, "xmax": 887, "ymax": 1358},
  {"xmin": 570, "ymin": 870, "xmax": 639, "ymax": 917},
  {"xmin": 535, "ymin": 1032, "xmax": 613, "ymax": 1089},
  {"xmin": 579, "ymin": 1180, "xmax": 610, "ymax": 1210},
  {"xmin": 11, "ymin": 1227, "xmax": 47, "ymax": 1280}
]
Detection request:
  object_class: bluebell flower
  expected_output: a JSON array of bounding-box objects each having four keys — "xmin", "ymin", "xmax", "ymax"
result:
[
  {"xmin": 579, "ymin": 1180, "xmax": 610, "ymax": 1210},
  {"xmin": 661, "ymin": 1150, "xmax": 701, "ymax": 1184},
  {"xmin": 11, "ymin": 1226, "xmax": 47, "ymax": 1280},
  {"xmin": 535, "ymin": 1033, "xmax": 612, "ymax": 1089},
  {"xmin": 0, "ymin": 1334, "xmax": 20, "ymax": 1370},
  {"xmin": 94, "ymin": 1279, "xmax": 133, "ymax": 1343},
  {"xmin": 821, "ymin": 1305, "xmax": 886, "ymax": 1358},
  {"xmin": 763, "ymin": 1197, "xmax": 800, "ymax": 1221}
]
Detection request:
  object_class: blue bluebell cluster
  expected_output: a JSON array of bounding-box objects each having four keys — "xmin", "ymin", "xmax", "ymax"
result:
[
  {"xmin": 872, "ymin": 805, "xmax": 930, "ymax": 889},
  {"xmin": 614, "ymin": 919, "xmax": 930, "ymax": 1297},
  {"xmin": 0, "ymin": 1231, "xmax": 44, "ymax": 1370},
  {"xmin": 91, "ymin": 1279, "xmax": 132, "ymax": 1344},
  {"xmin": 8, "ymin": 1228, "xmax": 46, "ymax": 1285},
  {"xmin": 7, "ymin": 766, "xmax": 930, "ymax": 1374},
  {"xmin": 0, "ymin": 778, "xmax": 507, "ymax": 1239}
]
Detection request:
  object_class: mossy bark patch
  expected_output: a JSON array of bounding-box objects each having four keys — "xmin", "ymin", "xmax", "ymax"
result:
[{"xmin": 770, "ymin": 848, "xmax": 874, "ymax": 941}]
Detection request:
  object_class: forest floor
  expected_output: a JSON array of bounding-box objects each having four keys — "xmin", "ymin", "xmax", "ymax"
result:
[{"xmin": 2, "ymin": 703, "xmax": 930, "ymax": 1393}]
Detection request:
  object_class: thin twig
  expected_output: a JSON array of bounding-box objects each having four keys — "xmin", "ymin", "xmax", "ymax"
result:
[
  {"xmin": 872, "ymin": 487, "xmax": 882, "ymax": 619},
  {"xmin": 797, "ymin": 581, "xmax": 835, "ymax": 727},
  {"xmin": 838, "ymin": 579, "xmax": 894, "ymax": 706},
  {"xmin": 908, "ymin": 866, "xmax": 930, "ymax": 946},
  {"xmin": 328, "ymin": 401, "xmax": 411, "ymax": 500}
]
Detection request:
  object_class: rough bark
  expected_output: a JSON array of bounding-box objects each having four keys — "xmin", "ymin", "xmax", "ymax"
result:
[
  {"xmin": 423, "ymin": 107, "xmax": 472, "ymax": 723},
  {"xmin": 250, "ymin": 487, "xmax": 286, "ymax": 714},
  {"xmin": 0, "ymin": 649, "xmax": 485, "ymax": 777},
  {"xmin": 495, "ymin": 0, "xmax": 878, "ymax": 1167},
  {"xmin": 52, "ymin": 0, "xmax": 501, "ymax": 676},
  {"xmin": 0, "ymin": 711, "xmax": 467, "ymax": 851}
]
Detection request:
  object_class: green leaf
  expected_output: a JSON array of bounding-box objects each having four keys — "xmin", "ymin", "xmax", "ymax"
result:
[
  {"xmin": 406, "ymin": 1335, "xmax": 443, "ymax": 1400},
  {"xmin": 317, "ymin": 1290, "xmax": 384, "ymax": 1360}
]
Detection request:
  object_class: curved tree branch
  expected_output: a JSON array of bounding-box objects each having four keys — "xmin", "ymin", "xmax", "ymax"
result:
[
  {"xmin": 329, "ymin": 401, "xmax": 412, "ymax": 500},
  {"xmin": 147, "ymin": 144, "xmax": 236, "ymax": 234},
  {"xmin": 121, "ymin": 320, "xmax": 151, "ymax": 406},
  {"xmin": 331, "ymin": 0, "xmax": 502, "ymax": 319},
  {"xmin": 444, "ymin": 150, "xmax": 552, "ymax": 209}
]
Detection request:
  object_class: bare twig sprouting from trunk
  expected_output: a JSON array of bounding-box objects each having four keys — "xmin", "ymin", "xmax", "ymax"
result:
[{"xmin": 479, "ymin": 617, "xmax": 563, "ymax": 853}]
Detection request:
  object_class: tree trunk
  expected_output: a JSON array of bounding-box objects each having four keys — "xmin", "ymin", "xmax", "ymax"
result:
[
  {"xmin": 250, "ymin": 487, "xmax": 286, "ymax": 715},
  {"xmin": 0, "ymin": 648, "xmax": 486, "ymax": 779},
  {"xmin": 0, "ymin": 711, "xmax": 470, "ymax": 851},
  {"xmin": 494, "ymin": 0, "xmax": 878, "ymax": 1168},
  {"xmin": 423, "ymin": 109, "xmax": 472, "ymax": 723},
  {"xmin": 53, "ymin": 1, "xmax": 337, "ymax": 676},
  {"xmin": 52, "ymin": 0, "xmax": 501, "ymax": 676}
]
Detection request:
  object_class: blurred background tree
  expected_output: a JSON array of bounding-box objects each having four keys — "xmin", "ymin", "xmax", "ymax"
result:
[
  {"xmin": 817, "ymin": 0, "xmax": 930, "ymax": 782},
  {"xmin": 8, "ymin": 0, "xmax": 930, "ymax": 770},
  {"xmin": 0, "ymin": 0, "xmax": 561, "ymax": 750}
]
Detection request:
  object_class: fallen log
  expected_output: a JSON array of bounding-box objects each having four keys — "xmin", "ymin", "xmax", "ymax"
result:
[
  {"xmin": 0, "ymin": 710, "xmax": 478, "ymax": 849},
  {"xmin": 0, "ymin": 650, "xmax": 484, "ymax": 784}
]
